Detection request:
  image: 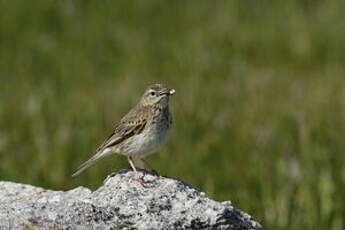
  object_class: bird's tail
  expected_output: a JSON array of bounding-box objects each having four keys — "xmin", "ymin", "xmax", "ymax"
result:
[{"xmin": 72, "ymin": 149, "xmax": 110, "ymax": 177}]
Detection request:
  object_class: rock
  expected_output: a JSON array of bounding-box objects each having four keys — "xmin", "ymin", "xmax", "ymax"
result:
[{"xmin": 0, "ymin": 170, "xmax": 262, "ymax": 230}]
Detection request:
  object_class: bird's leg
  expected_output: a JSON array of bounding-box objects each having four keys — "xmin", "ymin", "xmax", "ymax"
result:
[
  {"xmin": 132, "ymin": 157, "xmax": 145, "ymax": 170},
  {"xmin": 128, "ymin": 156, "xmax": 148, "ymax": 185},
  {"xmin": 132, "ymin": 157, "xmax": 151, "ymax": 181},
  {"xmin": 134, "ymin": 157, "xmax": 159, "ymax": 176},
  {"xmin": 127, "ymin": 156, "xmax": 138, "ymax": 174}
]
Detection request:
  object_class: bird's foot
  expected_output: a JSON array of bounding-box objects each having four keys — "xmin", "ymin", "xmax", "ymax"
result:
[
  {"xmin": 132, "ymin": 174, "xmax": 155, "ymax": 187},
  {"xmin": 127, "ymin": 170, "xmax": 154, "ymax": 187}
]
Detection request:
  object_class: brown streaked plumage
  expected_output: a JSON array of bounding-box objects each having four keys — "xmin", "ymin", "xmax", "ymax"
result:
[{"xmin": 72, "ymin": 84, "xmax": 175, "ymax": 177}]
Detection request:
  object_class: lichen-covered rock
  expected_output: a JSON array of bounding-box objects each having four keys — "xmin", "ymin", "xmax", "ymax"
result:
[{"xmin": 0, "ymin": 170, "xmax": 262, "ymax": 229}]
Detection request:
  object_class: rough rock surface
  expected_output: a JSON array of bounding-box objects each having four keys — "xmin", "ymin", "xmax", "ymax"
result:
[{"xmin": 0, "ymin": 170, "xmax": 262, "ymax": 230}]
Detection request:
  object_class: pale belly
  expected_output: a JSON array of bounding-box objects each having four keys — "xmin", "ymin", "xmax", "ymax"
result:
[{"xmin": 112, "ymin": 123, "xmax": 171, "ymax": 158}]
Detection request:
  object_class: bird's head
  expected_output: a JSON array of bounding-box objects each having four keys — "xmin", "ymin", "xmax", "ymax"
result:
[{"xmin": 140, "ymin": 83, "xmax": 175, "ymax": 107}]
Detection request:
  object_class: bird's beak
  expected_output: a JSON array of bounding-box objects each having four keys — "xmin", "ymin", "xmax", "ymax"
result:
[
  {"xmin": 169, "ymin": 89, "xmax": 176, "ymax": 95},
  {"xmin": 160, "ymin": 88, "xmax": 176, "ymax": 96}
]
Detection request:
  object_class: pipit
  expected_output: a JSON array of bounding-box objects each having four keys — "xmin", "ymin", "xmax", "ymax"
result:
[{"xmin": 72, "ymin": 83, "xmax": 175, "ymax": 178}]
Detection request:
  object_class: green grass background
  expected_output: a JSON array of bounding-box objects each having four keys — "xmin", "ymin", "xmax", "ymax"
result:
[{"xmin": 0, "ymin": 0, "xmax": 344, "ymax": 229}]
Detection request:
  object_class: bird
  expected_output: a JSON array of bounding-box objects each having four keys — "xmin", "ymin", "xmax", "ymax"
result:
[{"xmin": 72, "ymin": 83, "xmax": 175, "ymax": 178}]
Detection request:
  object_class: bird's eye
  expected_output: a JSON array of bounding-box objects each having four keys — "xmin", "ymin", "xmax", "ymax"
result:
[{"xmin": 150, "ymin": 91, "xmax": 156, "ymax": 96}]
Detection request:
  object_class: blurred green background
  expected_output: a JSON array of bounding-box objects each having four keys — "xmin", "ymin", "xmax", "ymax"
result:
[{"xmin": 0, "ymin": 0, "xmax": 344, "ymax": 229}]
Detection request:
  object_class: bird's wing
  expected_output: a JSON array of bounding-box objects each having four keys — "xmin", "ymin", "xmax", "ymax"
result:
[
  {"xmin": 96, "ymin": 105, "xmax": 149, "ymax": 152},
  {"xmin": 95, "ymin": 115, "xmax": 148, "ymax": 153}
]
